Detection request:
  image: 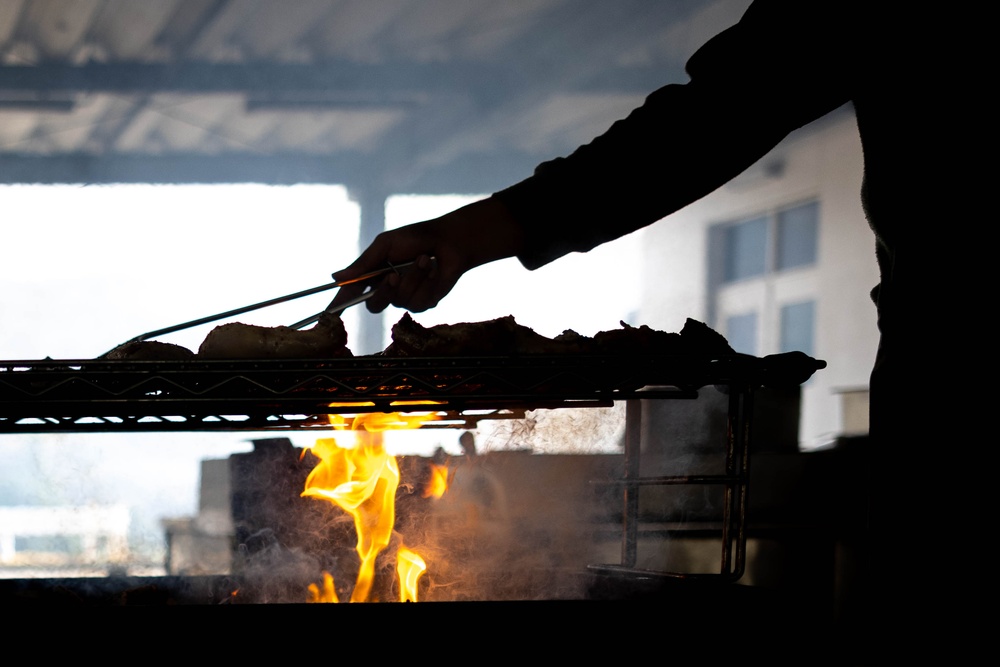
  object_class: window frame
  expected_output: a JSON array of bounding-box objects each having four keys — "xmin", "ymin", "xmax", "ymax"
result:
[{"xmin": 707, "ymin": 199, "xmax": 820, "ymax": 356}]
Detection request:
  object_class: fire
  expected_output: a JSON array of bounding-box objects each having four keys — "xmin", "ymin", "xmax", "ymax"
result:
[
  {"xmin": 302, "ymin": 433, "xmax": 400, "ymax": 602},
  {"xmin": 423, "ymin": 463, "xmax": 451, "ymax": 499},
  {"xmin": 307, "ymin": 571, "xmax": 339, "ymax": 603},
  {"xmin": 396, "ymin": 546, "xmax": 427, "ymax": 602},
  {"xmin": 302, "ymin": 409, "xmax": 438, "ymax": 602}
]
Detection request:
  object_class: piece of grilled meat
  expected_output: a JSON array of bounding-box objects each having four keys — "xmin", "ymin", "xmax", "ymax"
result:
[
  {"xmin": 382, "ymin": 313, "xmax": 593, "ymax": 356},
  {"xmin": 102, "ymin": 340, "xmax": 197, "ymax": 360},
  {"xmin": 382, "ymin": 313, "xmax": 734, "ymax": 357},
  {"xmin": 198, "ymin": 312, "xmax": 352, "ymax": 359}
]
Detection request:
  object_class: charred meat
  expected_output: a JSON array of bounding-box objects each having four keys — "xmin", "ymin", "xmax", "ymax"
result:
[
  {"xmin": 198, "ymin": 312, "xmax": 352, "ymax": 359},
  {"xmin": 382, "ymin": 313, "xmax": 593, "ymax": 357},
  {"xmin": 382, "ymin": 313, "xmax": 733, "ymax": 357},
  {"xmin": 102, "ymin": 340, "xmax": 197, "ymax": 360}
]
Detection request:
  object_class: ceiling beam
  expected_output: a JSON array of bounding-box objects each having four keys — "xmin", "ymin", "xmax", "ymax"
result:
[
  {"xmin": 0, "ymin": 61, "xmax": 532, "ymax": 98},
  {"xmin": 0, "ymin": 58, "xmax": 666, "ymax": 101},
  {"xmin": 0, "ymin": 153, "xmax": 366, "ymax": 186},
  {"xmin": 0, "ymin": 150, "xmax": 539, "ymax": 194}
]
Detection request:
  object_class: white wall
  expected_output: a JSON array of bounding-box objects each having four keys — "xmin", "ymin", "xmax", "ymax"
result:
[{"xmin": 638, "ymin": 109, "xmax": 880, "ymax": 449}]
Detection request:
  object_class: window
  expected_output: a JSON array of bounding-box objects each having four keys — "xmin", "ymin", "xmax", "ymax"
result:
[
  {"xmin": 780, "ymin": 300, "xmax": 816, "ymax": 356},
  {"xmin": 709, "ymin": 200, "xmax": 819, "ymax": 357},
  {"xmin": 776, "ymin": 201, "xmax": 819, "ymax": 270},
  {"xmin": 718, "ymin": 200, "xmax": 818, "ymax": 285},
  {"xmin": 723, "ymin": 215, "xmax": 768, "ymax": 281},
  {"xmin": 726, "ymin": 312, "xmax": 758, "ymax": 355}
]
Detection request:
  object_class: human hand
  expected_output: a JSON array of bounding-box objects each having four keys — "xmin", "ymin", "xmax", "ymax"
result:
[{"xmin": 328, "ymin": 197, "xmax": 524, "ymax": 313}]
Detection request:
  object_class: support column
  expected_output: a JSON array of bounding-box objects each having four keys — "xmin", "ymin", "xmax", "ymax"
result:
[{"xmin": 348, "ymin": 186, "xmax": 389, "ymax": 355}]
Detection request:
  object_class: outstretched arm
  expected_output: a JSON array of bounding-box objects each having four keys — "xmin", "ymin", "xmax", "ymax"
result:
[{"xmin": 331, "ymin": 1, "xmax": 852, "ymax": 313}]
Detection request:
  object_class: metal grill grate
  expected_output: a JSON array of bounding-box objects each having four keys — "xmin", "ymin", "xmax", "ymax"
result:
[{"xmin": 0, "ymin": 352, "xmax": 821, "ymax": 434}]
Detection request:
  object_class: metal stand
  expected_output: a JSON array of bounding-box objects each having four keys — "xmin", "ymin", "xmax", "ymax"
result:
[{"xmin": 589, "ymin": 383, "xmax": 755, "ymax": 583}]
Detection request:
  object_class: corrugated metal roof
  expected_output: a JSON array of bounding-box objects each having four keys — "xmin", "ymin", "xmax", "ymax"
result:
[{"xmin": 0, "ymin": 0, "xmax": 748, "ymax": 192}]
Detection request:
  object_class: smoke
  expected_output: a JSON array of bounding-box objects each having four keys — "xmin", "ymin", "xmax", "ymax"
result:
[
  {"xmin": 358, "ymin": 405, "xmax": 630, "ymax": 601},
  {"xmin": 234, "ymin": 529, "xmax": 324, "ymax": 603},
  {"xmin": 225, "ymin": 405, "xmax": 635, "ymax": 603},
  {"xmin": 392, "ymin": 445, "xmax": 624, "ymax": 601},
  {"xmin": 480, "ymin": 403, "xmax": 626, "ymax": 455}
]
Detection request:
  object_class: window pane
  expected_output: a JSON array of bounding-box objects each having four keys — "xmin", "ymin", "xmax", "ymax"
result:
[
  {"xmin": 776, "ymin": 201, "xmax": 818, "ymax": 270},
  {"xmin": 723, "ymin": 216, "xmax": 767, "ymax": 282},
  {"xmin": 780, "ymin": 300, "xmax": 815, "ymax": 356},
  {"xmin": 726, "ymin": 312, "xmax": 758, "ymax": 355}
]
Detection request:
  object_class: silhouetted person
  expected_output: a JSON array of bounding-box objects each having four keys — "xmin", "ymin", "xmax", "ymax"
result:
[{"xmin": 331, "ymin": 1, "xmax": 988, "ymax": 658}]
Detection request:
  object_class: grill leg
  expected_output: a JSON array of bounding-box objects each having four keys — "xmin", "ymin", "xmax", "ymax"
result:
[{"xmin": 621, "ymin": 399, "xmax": 642, "ymax": 568}]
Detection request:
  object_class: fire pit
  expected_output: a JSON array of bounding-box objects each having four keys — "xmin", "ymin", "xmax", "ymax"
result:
[{"xmin": 0, "ymin": 351, "xmax": 825, "ymax": 604}]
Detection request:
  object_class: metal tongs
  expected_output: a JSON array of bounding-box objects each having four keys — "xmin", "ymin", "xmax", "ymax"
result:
[
  {"xmin": 286, "ymin": 260, "xmax": 419, "ymax": 329},
  {"xmin": 103, "ymin": 260, "xmax": 416, "ymax": 355}
]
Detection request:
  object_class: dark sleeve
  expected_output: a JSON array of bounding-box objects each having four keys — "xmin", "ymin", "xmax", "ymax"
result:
[{"xmin": 493, "ymin": 0, "xmax": 856, "ymax": 270}]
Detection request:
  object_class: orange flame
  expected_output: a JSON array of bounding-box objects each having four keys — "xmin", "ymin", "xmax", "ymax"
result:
[
  {"xmin": 302, "ymin": 409, "xmax": 438, "ymax": 602},
  {"xmin": 423, "ymin": 463, "xmax": 451, "ymax": 499},
  {"xmin": 302, "ymin": 434, "xmax": 398, "ymax": 602},
  {"xmin": 396, "ymin": 546, "xmax": 427, "ymax": 602},
  {"xmin": 307, "ymin": 571, "xmax": 339, "ymax": 603}
]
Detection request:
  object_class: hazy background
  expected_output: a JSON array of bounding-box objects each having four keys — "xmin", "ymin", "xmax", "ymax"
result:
[{"xmin": 0, "ymin": 182, "xmax": 641, "ymax": 571}]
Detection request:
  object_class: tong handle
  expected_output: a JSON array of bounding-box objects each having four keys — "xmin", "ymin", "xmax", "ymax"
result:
[{"xmin": 288, "ymin": 259, "xmax": 422, "ymax": 330}]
